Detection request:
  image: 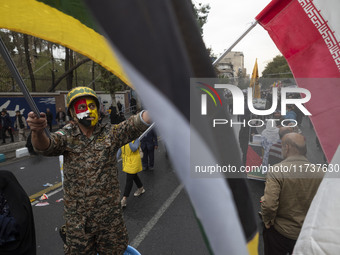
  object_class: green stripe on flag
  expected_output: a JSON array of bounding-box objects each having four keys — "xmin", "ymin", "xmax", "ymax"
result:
[{"xmin": 37, "ymin": 0, "xmax": 99, "ymax": 32}]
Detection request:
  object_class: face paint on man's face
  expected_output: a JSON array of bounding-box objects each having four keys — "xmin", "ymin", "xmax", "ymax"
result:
[
  {"xmin": 87, "ymin": 98, "xmax": 99, "ymax": 126},
  {"xmin": 73, "ymin": 98, "xmax": 98, "ymax": 127}
]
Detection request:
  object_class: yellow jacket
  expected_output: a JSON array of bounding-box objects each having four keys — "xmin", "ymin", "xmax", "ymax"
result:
[{"xmin": 120, "ymin": 139, "xmax": 142, "ymax": 174}]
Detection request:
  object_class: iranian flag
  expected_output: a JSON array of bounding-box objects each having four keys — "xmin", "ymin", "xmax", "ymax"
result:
[{"xmin": 256, "ymin": 0, "xmax": 340, "ymax": 162}]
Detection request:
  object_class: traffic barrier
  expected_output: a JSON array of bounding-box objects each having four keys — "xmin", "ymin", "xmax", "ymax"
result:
[{"xmin": 15, "ymin": 147, "xmax": 30, "ymax": 158}]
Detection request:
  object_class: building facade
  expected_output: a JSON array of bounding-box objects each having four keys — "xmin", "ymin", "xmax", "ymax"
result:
[{"xmin": 215, "ymin": 51, "xmax": 247, "ymax": 79}]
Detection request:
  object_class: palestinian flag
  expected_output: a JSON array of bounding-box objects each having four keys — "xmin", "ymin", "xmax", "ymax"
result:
[
  {"xmin": 246, "ymin": 145, "xmax": 265, "ymax": 181},
  {"xmin": 0, "ymin": 0, "xmax": 259, "ymax": 254}
]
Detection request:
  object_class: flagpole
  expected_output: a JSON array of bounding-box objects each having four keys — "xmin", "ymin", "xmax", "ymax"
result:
[
  {"xmin": 0, "ymin": 36, "xmax": 50, "ymax": 137},
  {"xmin": 139, "ymin": 122, "xmax": 155, "ymax": 140},
  {"xmin": 213, "ymin": 21, "xmax": 258, "ymax": 66}
]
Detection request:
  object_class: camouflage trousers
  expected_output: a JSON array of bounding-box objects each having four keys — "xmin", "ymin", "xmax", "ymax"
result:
[{"xmin": 64, "ymin": 213, "xmax": 128, "ymax": 255}]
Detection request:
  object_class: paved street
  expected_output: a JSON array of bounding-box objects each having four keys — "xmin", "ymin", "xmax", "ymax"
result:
[{"xmin": 1, "ymin": 141, "xmax": 215, "ymax": 255}]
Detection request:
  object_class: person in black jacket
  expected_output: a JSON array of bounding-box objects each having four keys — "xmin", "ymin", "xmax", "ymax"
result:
[
  {"xmin": 141, "ymin": 129, "xmax": 158, "ymax": 170},
  {"xmin": 109, "ymin": 106, "xmax": 120, "ymax": 124},
  {"xmin": 130, "ymin": 97, "xmax": 137, "ymax": 114},
  {"xmin": 117, "ymin": 101, "xmax": 123, "ymax": 113},
  {"xmin": 56, "ymin": 107, "xmax": 66, "ymax": 128},
  {"xmin": 45, "ymin": 108, "xmax": 53, "ymax": 132},
  {"xmin": 0, "ymin": 110, "xmax": 14, "ymax": 144}
]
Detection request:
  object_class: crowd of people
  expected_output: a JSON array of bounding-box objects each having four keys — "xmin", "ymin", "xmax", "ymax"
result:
[
  {"xmin": 0, "ymin": 108, "xmax": 57, "ymax": 144},
  {"xmin": 0, "ymin": 109, "xmax": 30, "ymax": 144},
  {"xmin": 1, "ymin": 85, "xmax": 326, "ymax": 254}
]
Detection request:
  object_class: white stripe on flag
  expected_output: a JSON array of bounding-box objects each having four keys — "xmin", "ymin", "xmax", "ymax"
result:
[
  {"xmin": 294, "ymin": 144, "xmax": 340, "ymax": 254},
  {"xmin": 300, "ymin": 0, "xmax": 340, "ymax": 72},
  {"xmin": 313, "ymin": 0, "xmax": 340, "ymax": 40}
]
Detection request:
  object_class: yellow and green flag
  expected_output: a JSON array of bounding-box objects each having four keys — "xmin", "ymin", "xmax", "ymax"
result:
[{"xmin": 0, "ymin": 0, "xmax": 130, "ymax": 86}]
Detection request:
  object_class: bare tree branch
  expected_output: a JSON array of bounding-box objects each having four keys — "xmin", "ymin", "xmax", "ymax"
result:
[{"xmin": 48, "ymin": 58, "xmax": 90, "ymax": 92}]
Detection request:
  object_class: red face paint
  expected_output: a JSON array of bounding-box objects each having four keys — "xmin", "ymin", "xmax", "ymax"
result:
[{"xmin": 74, "ymin": 98, "xmax": 88, "ymax": 114}]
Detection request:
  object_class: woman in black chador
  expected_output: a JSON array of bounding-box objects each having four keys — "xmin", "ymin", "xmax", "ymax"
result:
[{"xmin": 0, "ymin": 170, "xmax": 36, "ymax": 255}]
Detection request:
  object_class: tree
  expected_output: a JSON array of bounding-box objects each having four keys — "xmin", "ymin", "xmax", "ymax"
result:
[
  {"xmin": 10, "ymin": 31, "xmax": 25, "ymax": 71},
  {"xmin": 0, "ymin": 30, "xmax": 117, "ymax": 92},
  {"xmin": 261, "ymin": 55, "xmax": 293, "ymax": 89},
  {"xmin": 98, "ymin": 65, "xmax": 128, "ymax": 95},
  {"xmin": 48, "ymin": 58, "xmax": 91, "ymax": 92},
  {"xmin": 91, "ymin": 61, "xmax": 95, "ymax": 90},
  {"xmin": 192, "ymin": 2, "xmax": 218, "ymax": 73},
  {"xmin": 24, "ymin": 34, "xmax": 36, "ymax": 91},
  {"xmin": 0, "ymin": 30, "xmax": 17, "ymax": 91},
  {"xmin": 262, "ymin": 55, "xmax": 293, "ymax": 78},
  {"xmin": 192, "ymin": 3, "xmax": 211, "ymax": 36},
  {"xmin": 65, "ymin": 47, "xmax": 74, "ymax": 90}
]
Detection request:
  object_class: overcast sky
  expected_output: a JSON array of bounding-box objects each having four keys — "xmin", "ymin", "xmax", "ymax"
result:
[{"xmin": 195, "ymin": 0, "xmax": 281, "ymax": 76}]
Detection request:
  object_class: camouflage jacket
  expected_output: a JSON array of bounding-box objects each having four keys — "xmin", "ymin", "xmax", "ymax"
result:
[{"xmin": 36, "ymin": 114, "xmax": 148, "ymax": 224}]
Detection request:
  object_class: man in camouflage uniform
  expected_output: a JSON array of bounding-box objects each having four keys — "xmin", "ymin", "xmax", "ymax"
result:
[{"xmin": 27, "ymin": 87, "xmax": 151, "ymax": 254}]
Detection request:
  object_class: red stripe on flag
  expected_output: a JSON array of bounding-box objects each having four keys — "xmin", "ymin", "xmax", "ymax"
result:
[
  {"xmin": 257, "ymin": 0, "xmax": 340, "ymax": 77},
  {"xmin": 256, "ymin": 0, "xmax": 294, "ymax": 26},
  {"xmin": 256, "ymin": 0, "xmax": 340, "ymax": 161}
]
